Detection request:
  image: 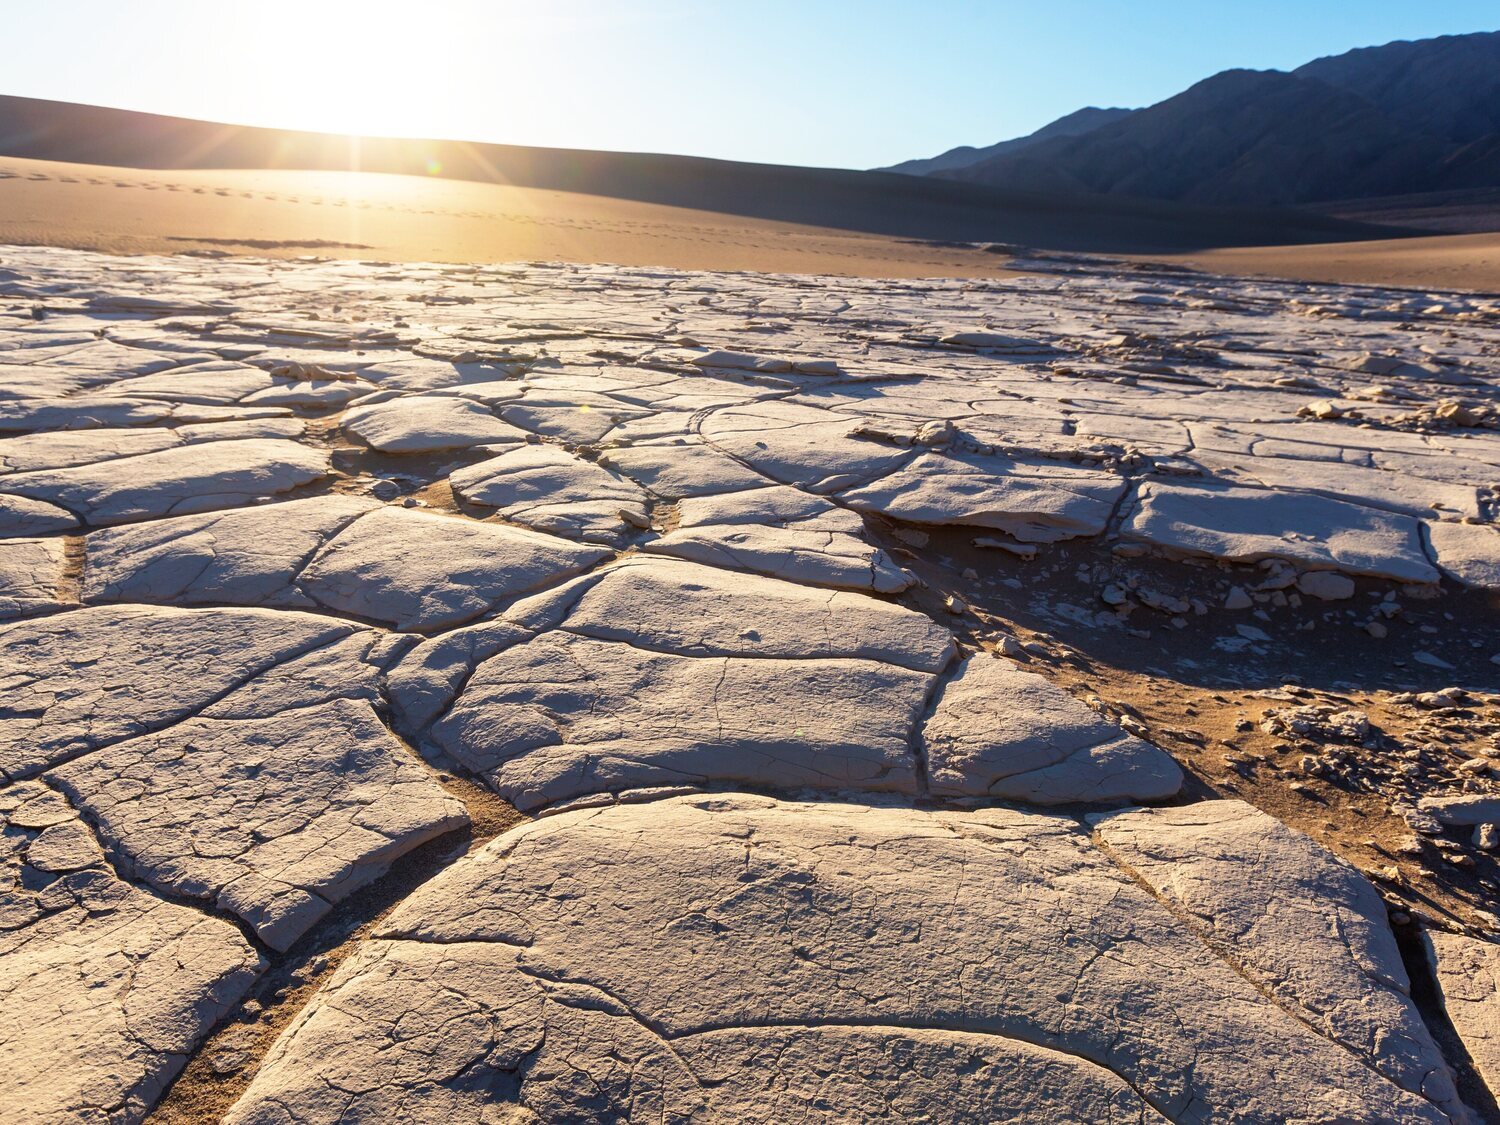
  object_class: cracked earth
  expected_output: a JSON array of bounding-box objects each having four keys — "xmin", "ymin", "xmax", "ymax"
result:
[{"xmin": 1, "ymin": 244, "xmax": 1499, "ymax": 1123}]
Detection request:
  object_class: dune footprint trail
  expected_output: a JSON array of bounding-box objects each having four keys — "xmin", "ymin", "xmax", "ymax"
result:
[{"xmin": 1, "ymin": 243, "xmax": 1498, "ymax": 1123}]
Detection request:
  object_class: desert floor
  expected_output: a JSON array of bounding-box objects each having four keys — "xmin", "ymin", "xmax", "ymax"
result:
[{"xmin": 3, "ymin": 242, "xmax": 1498, "ymax": 1122}]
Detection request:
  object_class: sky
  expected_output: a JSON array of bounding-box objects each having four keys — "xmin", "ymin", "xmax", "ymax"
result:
[{"xmin": 4, "ymin": 0, "xmax": 1496, "ymax": 168}]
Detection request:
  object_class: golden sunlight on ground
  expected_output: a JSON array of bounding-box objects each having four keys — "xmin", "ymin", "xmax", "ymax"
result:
[
  {"xmin": 0, "ymin": 156, "xmax": 1021, "ymax": 278},
  {"xmin": 1144, "ymin": 232, "xmax": 1500, "ymax": 294}
]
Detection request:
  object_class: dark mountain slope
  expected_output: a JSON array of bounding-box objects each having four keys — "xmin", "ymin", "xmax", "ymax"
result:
[
  {"xmin": 881, "ymin": 107, "xmax": 1134, "ymax": 176},
  {"xmin": 902, "ymin": 30, "xmax": 1500, "ymax": 209},
  {"xmin": 1295, "ymin": 30, "xmax": 1500, "ymax": 144},
  {"xmin": 942, "ymin": 69, "xmax": 1455, "ymax": 206}
]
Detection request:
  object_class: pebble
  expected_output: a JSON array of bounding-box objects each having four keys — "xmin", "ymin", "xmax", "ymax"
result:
[{"xmin": 1223, "ymin": 586, "xmax": 1253, "ymax": 610}]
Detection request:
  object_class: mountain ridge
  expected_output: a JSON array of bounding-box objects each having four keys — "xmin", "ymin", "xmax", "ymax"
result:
[
  {"xmin": 879, "ymin": 107, "xmax": 1134, "ymax": 176},
  {"xmin": 901, "ymin": 30, "xmax": 1500, "ymax": 209}
]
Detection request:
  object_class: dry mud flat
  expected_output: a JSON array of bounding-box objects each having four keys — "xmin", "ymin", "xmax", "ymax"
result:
[{"xmin": 0, "ymin": 245, "xmax": 1498, "ymax": 1123}]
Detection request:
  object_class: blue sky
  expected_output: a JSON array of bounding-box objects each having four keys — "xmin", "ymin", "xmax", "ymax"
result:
[{"xmin": 4, "ymin": 1, "xmax": 1495, "ymax": 167}]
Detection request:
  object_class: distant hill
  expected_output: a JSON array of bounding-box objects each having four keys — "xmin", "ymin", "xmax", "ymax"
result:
[
  {"xmin": 0, "ymin": 95, "xmax": 1401, "ymax": 253},
  {"xmin": 879, "ymin": 107, "xmax": 1134, "ymax": 176},
  {"xmin": 905, "ymin": 31, "xmax": 1500, "ymax": 208}
]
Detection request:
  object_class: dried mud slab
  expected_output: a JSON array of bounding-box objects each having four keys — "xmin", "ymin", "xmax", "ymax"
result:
[
  {"xmin": 48, "ymin": 698, "xmax": 468, "ymax": 951},
  {"xmin": 449, "ymin": 443, "xmax": 650, "ymax": 546},
  {"xmin": 82, "ymin": 495, "xmax": 379, "ymax": 607},
  {"xmin": 342, "ymin": 394, "xmax": 528, "ymax": 453},
  {"xmin": 0, "ymin": 535, "xmax": 66, "ymax": 618},
  {"xmin": 296, "ymin": 506, "xmax": 609, "ymax": 630},
  {"xmin": 0, "ymin": 438, "xmax": 330, "ymax": 526},
  {"xmin": 1124, "ymin": 480, "xmax": 1439, "ymax": 583},
  {"xmin": 392, "ymin": 557, "xmax": 954, "ymax": 810},
  {"xmin": 1093, "ymin": 800, "xmax": 1465, "ymax": 1118},
  {"xmin": 0, "ymin": 604, "xmax": 389, "ymax": 782},
  {"xmin": 923, "ymin": 653, "xmax": 1183, "ymax": 803},
  {"xmin": 1427, "ymin": 932, "xmax": 1500, "ymax": 1105},
  {"xmin": 841, "ymin": 449, "xmax": 1127, "ymax": 543}
]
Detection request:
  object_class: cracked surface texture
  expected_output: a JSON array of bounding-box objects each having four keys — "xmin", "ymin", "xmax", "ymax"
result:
[
  {"xmin": 0, "ymin": 243, "xmax": 1495, "ymax": 1121},
  {"xmin": 1093, "ymin": 800, "xmax": 1464, "ymax": 1117},
  {"xmin": 49, "ymin": 698, "xmax": 468, "ymax": 951},
  {"xmin": 0, "ymin": 605, "xmax": 378, "ymax": 781},
  {"xmin": 228, "ymin": 794, "xmax": 1455, "ymax": 1124},
  {"xmin": 0, "ymin": 535, "xmax": 65, "ymax": 618},
  {"xmin": 1, "ymin": 781, "xmax": 263, "ymax": 1124},
  {"xmin": 392, "ymin": 556, "xmax": 954, "ymax": 809}
]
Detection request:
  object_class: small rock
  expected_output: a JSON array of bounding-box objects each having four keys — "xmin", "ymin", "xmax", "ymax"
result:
[
  {"xmin": 974, "ymin": 537, "xmax": 1038, "ymax": 558},
  {"xmin": 1419, "ymin": 795, "xmax": 1500, "ymax": 826},
  {"xmin": 995, "ymin": 636, "xmax": 1024, "ymax": 657},
  {"xmin": 207, "ymin": 1048, "xmax": 254, "ymax": 1077},
  {"xmin": 913, "ymin": 419, "xmax": 954, "ymax": 446},
  {"xmin": 1137, "ymin": 587, "xmax": 1190, "ymax": 615},
  {"xmin": 1296, "ymin": 572, "xmax": 1355, "ymax": 601}
]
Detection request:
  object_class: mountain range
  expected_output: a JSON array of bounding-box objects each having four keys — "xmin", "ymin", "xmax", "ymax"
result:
[{"xmin": 886, "ymin": 31, "xmax": 1500, "ymax": 209}]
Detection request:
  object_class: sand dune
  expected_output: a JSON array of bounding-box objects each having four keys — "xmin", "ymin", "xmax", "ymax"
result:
[
  {"xmin": 0, "ymin": 95, "xmax": 1397, "ymax": 254},
  {"xmin": 5, "ymin": 154, "xmax": 1499, "ymax": 290},
  {"xmin": 0, "ymin": 156, "xmax": 1025, "ymax": 277}
]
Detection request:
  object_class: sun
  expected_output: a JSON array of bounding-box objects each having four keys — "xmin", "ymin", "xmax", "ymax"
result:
[{"xmin": 215, "ymin": 1, "xmax": 498, "ymax": 140}]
